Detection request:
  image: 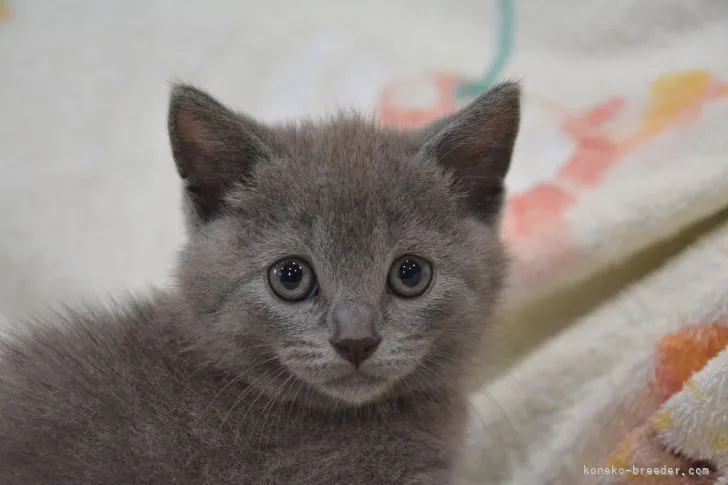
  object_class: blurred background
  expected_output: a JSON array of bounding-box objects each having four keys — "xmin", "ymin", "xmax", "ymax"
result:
[{"xmin": 2, "ymin": 2, "xmax": 728, "ymax": 482}]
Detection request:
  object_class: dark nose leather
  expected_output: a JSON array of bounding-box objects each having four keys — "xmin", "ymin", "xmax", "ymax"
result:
[
  {"xmin": 330, "ymin": 336, "xmax": 382, "ymax": 368},
  {"xmin": 329, "ymin": 301, "xmax": 381, "ymax": 367}
]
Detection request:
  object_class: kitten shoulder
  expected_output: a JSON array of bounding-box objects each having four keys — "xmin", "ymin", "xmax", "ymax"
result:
[{"xmin": 0, "ymin": 296, "xmax": 184, "ymax": 484}]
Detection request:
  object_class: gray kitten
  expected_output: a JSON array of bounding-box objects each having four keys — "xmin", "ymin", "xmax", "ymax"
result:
[{"xmin": 0, "ymin": 81, "xmax": 520, "ymax": 484}]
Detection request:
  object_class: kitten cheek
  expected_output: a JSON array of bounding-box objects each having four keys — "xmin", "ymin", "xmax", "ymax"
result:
[
  {"xmin": 273, "ymin": 343, "xmax": 331, "ymax": 366},
  {"xmin": 373, "ymin": 339, "xmax": 430, "ymax": 372}
]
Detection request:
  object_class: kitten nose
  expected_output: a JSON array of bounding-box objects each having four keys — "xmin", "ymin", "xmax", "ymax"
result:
[
  {"xmin": 330, "ymin": 336, "xmax": 382, "ymax": 368},
  {"xmin": 330, "ymin": 301, "xmax": 381, "ymax": 367}
]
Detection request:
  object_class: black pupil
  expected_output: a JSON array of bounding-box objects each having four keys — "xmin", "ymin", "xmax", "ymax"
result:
[
  {"xmin": 398, "ymin": 259, "xmax": 422, "ymax": 288},
  {"xmin": 277, "ymin": 261, "xmax": 304, "ymax": 290}
]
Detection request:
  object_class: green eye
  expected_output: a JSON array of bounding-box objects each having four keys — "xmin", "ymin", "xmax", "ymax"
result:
[
  {"xmin": 268, "ymin": 258, "xmax": 318, "ymax": 302},
  {"xmin": 387, "ymin": 255, "xmax": 433, "ymax": 298}
]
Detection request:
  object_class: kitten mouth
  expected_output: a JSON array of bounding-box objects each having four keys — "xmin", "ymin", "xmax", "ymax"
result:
[
  {"xmin": 320, "ymin": 372, "xmax": 391, "ymax": 404},
  {"xmin": 324, "ymin": 371, "xmax": 384, "ymax": 387}
]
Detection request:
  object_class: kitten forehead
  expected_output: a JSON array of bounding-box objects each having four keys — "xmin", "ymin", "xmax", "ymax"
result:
[
  {"xmin": 226, "ymin": 113, "xmax": 462, "ymax": 233},
  {"xmin": 171, "ymin": 82, "xmax": 518, "ymax": 227}
]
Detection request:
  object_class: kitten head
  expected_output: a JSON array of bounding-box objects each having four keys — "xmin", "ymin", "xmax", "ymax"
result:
[{"xmin": 168, "ymin": 83, "xmax": 519, "ymax": 406}]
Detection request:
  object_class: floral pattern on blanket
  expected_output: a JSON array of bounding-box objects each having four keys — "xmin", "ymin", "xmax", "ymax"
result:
[{"xmin": 601, "ymin": 323, "xmax": 728, "ymax": 484}]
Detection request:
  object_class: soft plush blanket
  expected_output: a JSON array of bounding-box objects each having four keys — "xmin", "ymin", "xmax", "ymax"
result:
[{"xmin": 461, "ymin": 220, "xmax": 728, "ymax": 483}]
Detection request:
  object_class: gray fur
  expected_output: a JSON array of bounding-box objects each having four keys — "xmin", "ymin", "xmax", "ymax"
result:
[{"xmin": 0, "ymin": 81, "xmax": 520, "ymax": 484}]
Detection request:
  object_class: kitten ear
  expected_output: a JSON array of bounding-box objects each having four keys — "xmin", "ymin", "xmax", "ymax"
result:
[
  {"xmin": 420, "ymin": 82, "xmax": 520, "ymax": 221},
  {"xmin": 168, "ymin": 84, "xmax": 273, "ymax": 222}
]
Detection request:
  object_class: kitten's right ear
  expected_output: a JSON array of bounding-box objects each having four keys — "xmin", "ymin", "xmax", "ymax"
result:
[
  {"xmin": 168, "ymin": 84, "xmax": 273, "ymax": 223},
  {"xmin": 418, "ymin": 82, "xmax": 520, "ymax": 222}
]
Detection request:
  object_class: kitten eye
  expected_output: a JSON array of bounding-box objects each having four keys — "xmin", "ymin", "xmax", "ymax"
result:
[
  {"xmin": 268, "ymin": 258, "xmax": 318, "ymax": 302},
  {"xmin": 387, "ymin": 255, "xmax": 433, "ymax": 298}
]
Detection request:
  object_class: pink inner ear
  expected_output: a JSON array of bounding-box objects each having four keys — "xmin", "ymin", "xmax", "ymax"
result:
[
  {"xmin": 175, "ymin": 107, "xmax": 240, "ymax": 157},
  {"xmin": 176, "ymin": 109, "xmax": 208, "ymax": 146},
  {"xmin": 176, "ymin": 108, "xmax": 212, "ymax": 152},
  {"xmin": 454, "ymin": 133, "xmax": 496, "ymax": 171},
  {"xmin": 432, "ymin": 86, "xmax": 520, "ymax": 179}
]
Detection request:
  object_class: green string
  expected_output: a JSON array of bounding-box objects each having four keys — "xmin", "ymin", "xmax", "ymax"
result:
[{"xmin": 455, "ymin": 0, "xmax": 515, "ymax": 99}]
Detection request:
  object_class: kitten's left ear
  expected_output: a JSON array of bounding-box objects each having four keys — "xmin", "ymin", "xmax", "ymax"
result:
[
  {"xmin": 168, "ymin": 84, "xmax": 274, "ymax": 223},
  {"xmin": 420, "ymin": 82, "xmax": 521, "ymax": 221}
]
